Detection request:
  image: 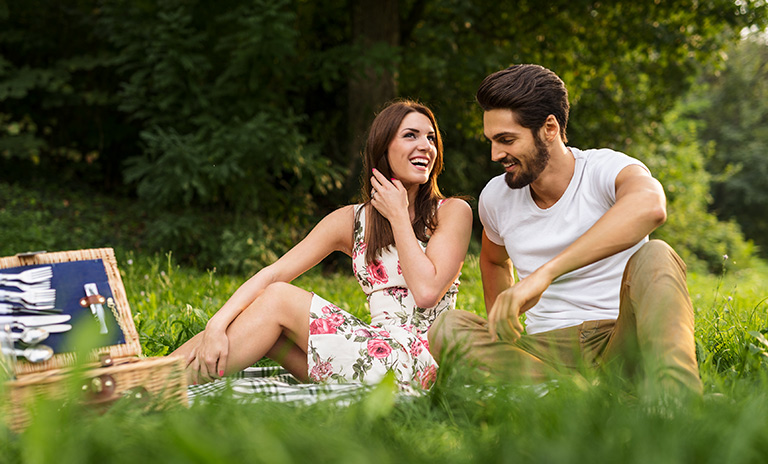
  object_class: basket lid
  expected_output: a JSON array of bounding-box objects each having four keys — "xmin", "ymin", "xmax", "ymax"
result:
[{"xmin": 0, "ymin": 248, "xmax": 141, "ymax": 376}]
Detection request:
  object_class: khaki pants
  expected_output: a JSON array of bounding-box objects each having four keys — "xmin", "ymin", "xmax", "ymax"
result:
[{"xmin": 429, "ymin": 240, "xmax": 703, "ymax": 395}]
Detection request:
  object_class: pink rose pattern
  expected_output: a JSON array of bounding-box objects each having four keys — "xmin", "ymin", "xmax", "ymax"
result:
[
  {"xmin": 409, "ymin": 339, "xmax": 424, "ymax": 357},
  {"xmin": 309, "ymin": 318, "xmax": 337, "ymax": 335},
  {"xmin": 307, "ymin": 204, "xmax": 459, "ymax": 392},
  {"xmin": 310, "ymin": 360, "xmax": 334, "ymax": 382},
  {"xmin": 417, "ymin": 365, "xmax": 438, "ymax": 389},
  {"xmin": 366, "ymin": 260, "xmax": 389, "ymax": 285},
  {"xmin": 309, "ymin": 303, "xmax": 358, "ymax": 335},
  {"xmin": 367, "ymin": 339, "xmax": 393, "ymax": 359}
]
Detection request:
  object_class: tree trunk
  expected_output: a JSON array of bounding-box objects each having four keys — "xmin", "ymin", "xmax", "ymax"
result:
[{"xmin": 345, "ymin": 0, "xmax": 399, "ymax": 199}]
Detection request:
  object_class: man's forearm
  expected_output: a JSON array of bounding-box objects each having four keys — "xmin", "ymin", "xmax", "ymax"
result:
[
  {"xmin": 480, "ymin": 257, "xmax": 514, "ymax": 316},
  {"xmin": 540, "ymin": 178, "xmax": 666, "ymax": 282}
]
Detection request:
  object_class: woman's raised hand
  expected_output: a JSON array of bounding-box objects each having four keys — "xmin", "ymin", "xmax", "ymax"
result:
[{"xmin": 370, "ymin": 169, "xmax": 409, "ymax": 222}]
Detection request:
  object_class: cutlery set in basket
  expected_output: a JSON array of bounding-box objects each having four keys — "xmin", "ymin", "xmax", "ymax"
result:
[
  {"xmin": 1, "ymin": 248, "xmax": 187, "ymax": 431},
  {"xmin": 0, "ymin": 266, "xmax": 63, "ymax": 365}
]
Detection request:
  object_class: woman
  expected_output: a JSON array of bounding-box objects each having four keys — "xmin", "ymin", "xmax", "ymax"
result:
[{"xmin": 173, "ymin": 100, "xmax": 472, "ymax": 391}]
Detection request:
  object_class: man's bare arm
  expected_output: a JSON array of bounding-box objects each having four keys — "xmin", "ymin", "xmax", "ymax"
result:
[
  {"xmin": 479, "ymin": 230, "xmax": 514, "ymax": 317},
  {"xmin": 535, "ymin": 164, "xmax": 666, "ymax": 284}
]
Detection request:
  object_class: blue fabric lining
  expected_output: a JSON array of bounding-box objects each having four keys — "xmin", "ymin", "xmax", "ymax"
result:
[{"xmin": 0, "ymin": 260, "xmax": 126, "ymax": 352}]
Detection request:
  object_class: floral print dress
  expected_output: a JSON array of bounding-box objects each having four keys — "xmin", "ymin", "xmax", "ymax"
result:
[{"xmin": 307, "ymin": 204, "xmax": 459, "ymax": 392}]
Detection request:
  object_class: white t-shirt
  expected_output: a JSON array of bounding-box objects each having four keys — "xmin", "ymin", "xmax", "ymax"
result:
[{"xmin": 478, "ymin": 147, "xmax": 648, "ymax": 334}]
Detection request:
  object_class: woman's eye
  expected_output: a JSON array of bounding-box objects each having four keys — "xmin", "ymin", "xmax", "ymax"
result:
[
  {"xmin": 427, "ymin": 135, "xmax": 436, "ymax": 143},
  {"xmin": 404, "ymin": 133, "xmax": 416, "ymax": 139}
]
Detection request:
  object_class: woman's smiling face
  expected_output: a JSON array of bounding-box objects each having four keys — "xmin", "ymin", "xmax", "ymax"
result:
[{"xmin": 386, "ymin": 112, "xmax": 437, "ymax": 188}]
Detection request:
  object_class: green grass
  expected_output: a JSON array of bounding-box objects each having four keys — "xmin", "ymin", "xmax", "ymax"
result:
[
  {"xmin": 1, "ymin": 181, "xmax": 768, "ymax": 462},
  {"xmin": 1, "ymin": 252, "xmax": 767, "ymax": 463}
]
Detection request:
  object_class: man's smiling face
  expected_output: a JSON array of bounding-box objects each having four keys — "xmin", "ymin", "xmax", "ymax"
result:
[{"xmin": 483, "ymin": 109, "xmax": 550, "ymax": 189}]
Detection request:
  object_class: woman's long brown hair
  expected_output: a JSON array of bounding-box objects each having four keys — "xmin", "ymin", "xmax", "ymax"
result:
[{"xmin": 359, "ymin": 100, "xmax": 445, "ymax": 264}]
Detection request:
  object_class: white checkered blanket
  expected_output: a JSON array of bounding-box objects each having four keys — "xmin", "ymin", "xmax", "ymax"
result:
[{"xmin": 186, "ymin": 366, "xmax": 373, "ymax": 405}]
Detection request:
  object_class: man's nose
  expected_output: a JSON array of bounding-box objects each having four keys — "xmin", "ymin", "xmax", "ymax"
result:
[{"xmin": 490, "ymin": 144, "xmax": 506, "ymax": 162}]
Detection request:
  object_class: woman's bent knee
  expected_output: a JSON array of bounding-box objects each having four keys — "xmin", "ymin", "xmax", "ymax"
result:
[{"xmin": 260, "ymin": 281, "xmax": 294, "ymax": 299}]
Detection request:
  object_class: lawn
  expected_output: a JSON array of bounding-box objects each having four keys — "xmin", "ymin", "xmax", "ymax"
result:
[{"xmin": 1, "ymin": 182, "xmax": 768, "ymax": 463}]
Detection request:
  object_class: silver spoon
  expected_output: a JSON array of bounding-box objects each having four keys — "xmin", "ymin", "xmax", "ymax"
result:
[
  {"xmin": 11, "ymin": 326, "xmax": 50, "ymax": 345},
  {"xmin": 8, "ymin": 344, "xmax": 54, "ymax": 363}
]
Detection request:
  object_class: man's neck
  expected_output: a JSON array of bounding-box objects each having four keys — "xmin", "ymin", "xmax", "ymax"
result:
[{"xmin": 529, "ymin": 142, "xmax": 574, "ymax": 209}]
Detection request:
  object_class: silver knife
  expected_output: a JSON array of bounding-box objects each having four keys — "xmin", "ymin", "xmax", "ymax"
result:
[
  {"xmin": 0, "ymin": 314, "xmax": 72, "ymax": 327},
  {"xmin": 16, "ymin": 323, "xmax": 72, "ymax": 334},
  {"xmin": 84, "ymin": 283, "xmax": 108, "ymax": 334},
  {"xmin": 10, "ymin": 323, "xmax": 72, "ymax": 342}
]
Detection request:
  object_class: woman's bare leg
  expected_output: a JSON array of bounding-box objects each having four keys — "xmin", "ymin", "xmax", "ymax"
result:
[
  {"xmin": 172, "ymin": 282, "xmax": 311, "ymax": 383},
  {"xmin": 266, "ymin": 334, "xmax": 309, "ymax": 381},
  {"xmin": 171, "ymin": 331, "xmax": 204, "ymax": 360}
]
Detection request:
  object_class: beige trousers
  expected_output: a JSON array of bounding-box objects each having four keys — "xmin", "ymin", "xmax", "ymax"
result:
[{"xmin": 429, "ymin": 240, "xmax": 703, "ymax": 395}]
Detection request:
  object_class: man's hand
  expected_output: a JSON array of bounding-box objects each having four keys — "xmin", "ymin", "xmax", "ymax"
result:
[{"xmin": 488, "ymin": 269, "xmax": 552, "ymax": 342}]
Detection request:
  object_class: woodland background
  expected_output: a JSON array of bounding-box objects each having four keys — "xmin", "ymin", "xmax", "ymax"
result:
[{"xmin": 1, "ymin": 0, "xmax": 768, "ymax": 275}]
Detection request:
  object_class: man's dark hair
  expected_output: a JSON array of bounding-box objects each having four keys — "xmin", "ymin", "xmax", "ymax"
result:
[{"xmin": 476, "ymin": 64, "xmax": 570, "ymax": 143}]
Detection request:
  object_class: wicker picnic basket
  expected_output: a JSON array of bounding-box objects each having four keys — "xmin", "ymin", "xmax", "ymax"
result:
[{"xmin": 0, "ymin": 248, "xmax": 187, "ymax": 431}]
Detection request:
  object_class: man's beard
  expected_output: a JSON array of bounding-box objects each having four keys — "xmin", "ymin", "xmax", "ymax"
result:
[{"xmin": 504, "ymin": 134, "xmax": 550, "ymax": 189}]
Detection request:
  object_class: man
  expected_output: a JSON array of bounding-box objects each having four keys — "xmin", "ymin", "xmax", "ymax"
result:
[{"xmin": 429, "ymin": 64, "xmax": 702, "ymax": 396}]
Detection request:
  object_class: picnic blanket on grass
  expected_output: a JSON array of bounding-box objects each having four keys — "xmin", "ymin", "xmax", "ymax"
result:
[{"xmin": 186, "ymin": 366, "xmax": 374, "ymax": 405}]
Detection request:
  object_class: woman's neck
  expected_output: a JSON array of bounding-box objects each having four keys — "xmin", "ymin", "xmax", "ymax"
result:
[{"xmin": 407, "ymin": 186, "xmax": 419, "ymax": 221}]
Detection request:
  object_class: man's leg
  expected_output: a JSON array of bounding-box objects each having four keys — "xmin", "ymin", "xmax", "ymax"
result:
[
  {"xmin": 602, "ymin": 240, "xmax": 702, "ymax": 396},
  {"xmin": 429, "ymin": 310, "xmax": 564, "ymax": 384}
]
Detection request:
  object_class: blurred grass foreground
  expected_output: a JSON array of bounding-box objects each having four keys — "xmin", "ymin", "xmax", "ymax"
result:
[{"xmin": 1, "ymin": 183, "xmax": 768, "ymax": 463}]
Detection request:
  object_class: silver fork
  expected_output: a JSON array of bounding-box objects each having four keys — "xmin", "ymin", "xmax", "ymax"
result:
[
  {"xmin": 0, "ymin": 267, "xmax": 52, "ymax": 285},
  {"xmin": 0, "ymin": 303, "xmax": 61, "ymax": 315},
  {"xmin": 0, "ymin": 289, "xmax": 57, "ymax": 310},
  {"xmin": 0, "ymin": 280, "xmax": 51, "ymax": 292}
]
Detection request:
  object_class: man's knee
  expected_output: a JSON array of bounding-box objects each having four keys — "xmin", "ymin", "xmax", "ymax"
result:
[
  {"xmin": 428, "ymin": 310, "xmax": 461, "ymax": 356},
  {"xmin": 627, "ymin": 240, "xmax": 686, "ymax": 279},
  {"xmin": 428, "ymin": 310, "xmax": 486, "ymax": 359},
  {"xmin": 633, "ymin": 240, "xmax": 684, "ymax": 266}
]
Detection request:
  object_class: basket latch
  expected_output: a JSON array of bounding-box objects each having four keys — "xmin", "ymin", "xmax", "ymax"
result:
[{"xmin": 82, "ymin": 374, "xmax": 117, "ymax": 404}]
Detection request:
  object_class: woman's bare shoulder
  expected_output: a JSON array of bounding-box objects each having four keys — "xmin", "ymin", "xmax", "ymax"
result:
[
  {"xmin": 317, "ymin": 204, "xmax": 358, "ymax": 254},
  {"xmin": 324, "ymin": 204, "xmax": 357, "ymax": 223},
  {"xmin": 438, "ymin": 197, "xmax": 473, "ymax": 217}
]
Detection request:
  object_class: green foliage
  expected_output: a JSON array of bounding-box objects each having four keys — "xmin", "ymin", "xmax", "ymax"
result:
[
  {"xmin": 2, "ymin": 378, "xmax": 768, "ymax": 463},
  {"xmin": 100, "ymin": 0, "xmax": 344, "ymax": 217},
  {"xmin": 0, "ymin": 182, "xmax": 147, "ymax": 256},
  {"xmin": 121, "ymin": 252, "xmax": 236, "ymax": 356},
  {"xmin": 695, "ymin": 33, "xmax": 768, "ymax": 257},
  {"xmin": 637, "ymin": 99, "xmax": 755, "ymax": 273},
  {"xmin": 0, "ymin": 0, "xmax": 134, "ymax": 187},
  {"xmin": 0, "ymin": 180, "xmax": 306, "ymax": 273},
  {"xmin": 1, "ymin": 0, "xmax": 351, "ymax": 264},
  {"xmin": 398, "ymin": 0, "xmax": 768, "ymax": 199},
  {"xmin": 690, "ymin": 260, "xmax": 768, "ymax": 386}
]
